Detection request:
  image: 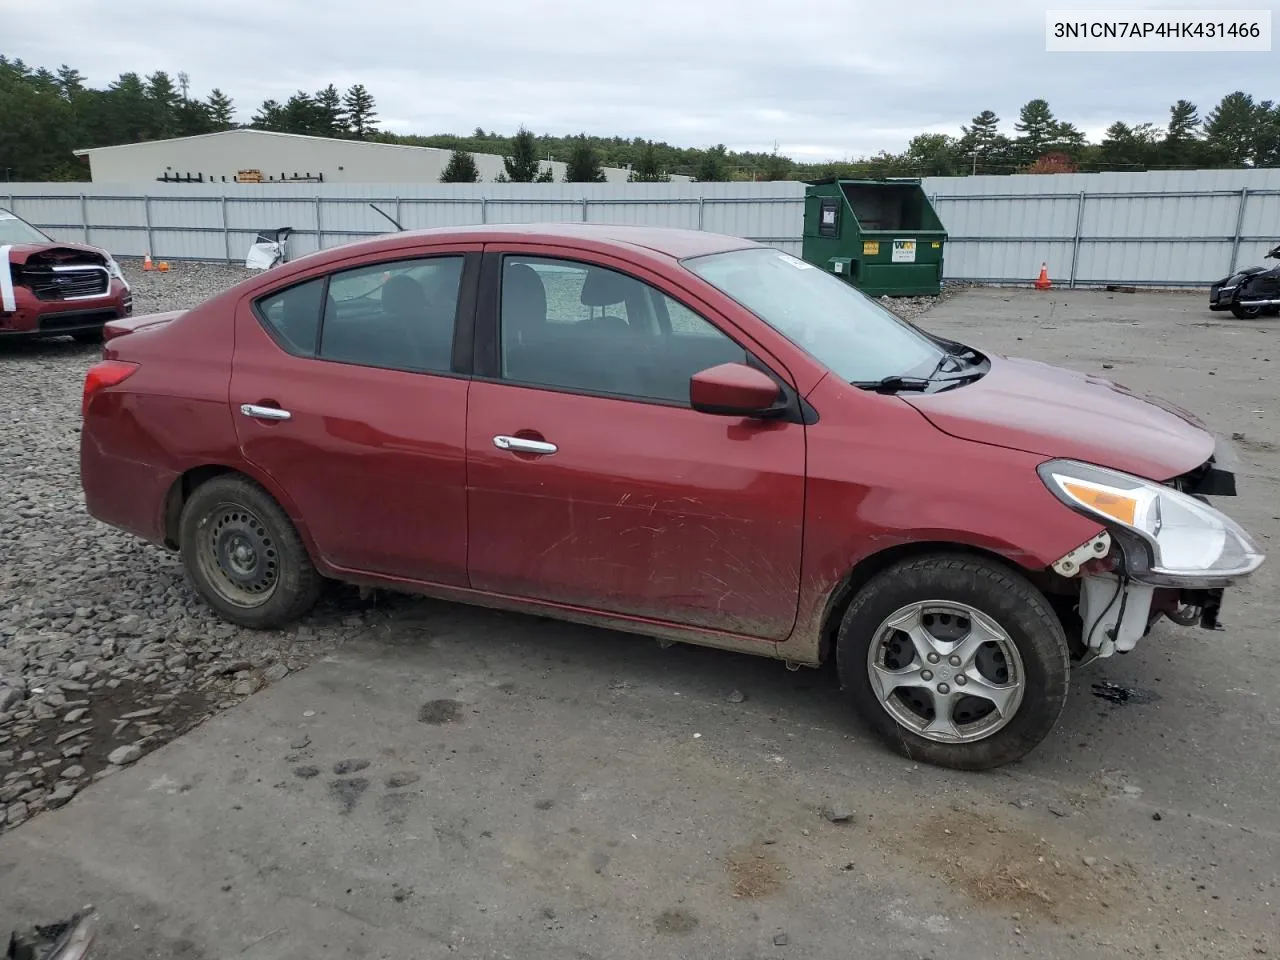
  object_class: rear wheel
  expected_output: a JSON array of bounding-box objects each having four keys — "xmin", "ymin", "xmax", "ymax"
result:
[
  {"xmin": 179, "ymin": 474, "xmax": 321, "ymax": 629},
  {"xmin": 836, "ymin": 554, "xmax": 1070, "ymax": 770}
]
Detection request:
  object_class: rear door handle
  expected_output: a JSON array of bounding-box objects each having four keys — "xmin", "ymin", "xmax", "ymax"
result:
[
  {"xmin": 240, "ymin": 403, "xmax": 292, "ymax": 421},
  {"xmin": 493, "ymin": 435, "xmax": 557, "ymax": 455}
]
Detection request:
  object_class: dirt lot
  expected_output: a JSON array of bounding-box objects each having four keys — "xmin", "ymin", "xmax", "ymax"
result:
[{"xmin": 1, "ymin": 273, "xmax": 1277, "ymax": 959}]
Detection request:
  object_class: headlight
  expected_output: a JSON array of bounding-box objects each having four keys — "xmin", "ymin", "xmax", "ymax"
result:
[
  {"xmin": 104, "ymin": 256, "xmax": 129, "ymax": 289},
  {"xmin": 1037, "ymin": 458, "xmax": 1265, "ymax": 585}
]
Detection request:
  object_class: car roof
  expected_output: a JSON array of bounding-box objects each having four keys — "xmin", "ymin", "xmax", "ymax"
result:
[{"xmin": 297, "ymin": 223, "xmax": 762, "ymax": 269}]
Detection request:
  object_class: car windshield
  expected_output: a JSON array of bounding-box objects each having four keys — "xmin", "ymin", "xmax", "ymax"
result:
[
  {"xmin": 682, "ymin": 247, "xmax": 946, "ymax": 383},
  {"xmin": 0, "ymin": 211, "xmax": 52, "ymax": 245}
]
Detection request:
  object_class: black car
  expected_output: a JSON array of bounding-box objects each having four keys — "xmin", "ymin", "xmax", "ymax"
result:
[{"xmin": 1209, "ymin": 243, "xmax": 1280, "ymax": 319}]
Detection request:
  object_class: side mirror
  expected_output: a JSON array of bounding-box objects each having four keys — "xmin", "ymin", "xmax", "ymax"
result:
[{"xmin": 689, "ymin": 362, "xmax": 784, "ymax": 417}]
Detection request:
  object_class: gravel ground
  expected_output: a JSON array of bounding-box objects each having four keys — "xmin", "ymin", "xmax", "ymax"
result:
[
  {"xmin": 0, "ymin": 259, "xmax": 391, "ymax": 834},
  {"xmin": 0, "ymin": 256, "xmax": 948, "ymax": 834}
]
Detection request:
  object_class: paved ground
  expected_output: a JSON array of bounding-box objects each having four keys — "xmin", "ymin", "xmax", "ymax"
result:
[{"xmin": 2, "ymin": 285, "xmax": 1277, "ymax": 959}]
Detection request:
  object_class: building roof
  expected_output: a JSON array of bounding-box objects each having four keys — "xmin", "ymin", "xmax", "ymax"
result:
[{"xmin": 72, "ymin": 128, "xmax": 504, "ymax": 158}]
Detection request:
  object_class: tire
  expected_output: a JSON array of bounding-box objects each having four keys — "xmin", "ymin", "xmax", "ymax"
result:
[
  {"xmin": 72, "ymin": 329, "xmax": 104, "ymax": 344},
  {"xmin": 1231, "ymin": 301, "xmax": 1263, "ymax": 320},
  {"xmin": 178, "ymin": 474, "xmax": 322, "ymax": 629},
  {"xmin": 835, "ymin": 553, "xmax": 1070, "ymax": 771}
]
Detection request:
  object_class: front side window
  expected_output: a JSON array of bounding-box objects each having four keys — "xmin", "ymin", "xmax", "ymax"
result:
[
  {"xmin": 499, "ymin": 256, "xmax": 748, "ymax": 403},
  {"xmin": 682, "ymin": 247, "xmax": 945, "ymax": 384},
  {"xmin": 320, "ymin": 256, "xmax": 464, "ymax": 373}
]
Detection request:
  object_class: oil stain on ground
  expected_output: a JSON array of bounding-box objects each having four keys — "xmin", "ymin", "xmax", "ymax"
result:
[
  {"xmin": 1091, "ymin": 681, "xmax": 1161, "ymax": 705},
  {"xmin": 654, "ymin": 908, "xmax": 699, "ymax": 934},
  {"xmin": 418, "ymin": 699, "xmax": 463, "ymax": 724}
]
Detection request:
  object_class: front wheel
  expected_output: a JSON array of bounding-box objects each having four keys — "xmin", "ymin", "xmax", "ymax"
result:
[
  {"xmin": 178, "ymin": 474, "xmax": 322, "ymax": 629},
  {"xmin": 1231, "ymin": 300, "xmax": 1263, "ymax": 319},
  {"xmin": 836, "ymin": 554, "xmax": 1070, "ymax": 771}
]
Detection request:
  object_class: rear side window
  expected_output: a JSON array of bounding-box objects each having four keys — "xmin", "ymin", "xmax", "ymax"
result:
[
  {"xmin": 254, "ymin": 277, "xmax": 325, "ymax": 356},
  {"xmin": 320, "ymin": 256, "xmax": 464, "ymax": 374}
]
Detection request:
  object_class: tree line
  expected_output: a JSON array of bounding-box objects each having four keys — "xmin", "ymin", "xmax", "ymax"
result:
[{"xmin": 2, "ymin": 55, "xmax": 1276, "ymax": 183}]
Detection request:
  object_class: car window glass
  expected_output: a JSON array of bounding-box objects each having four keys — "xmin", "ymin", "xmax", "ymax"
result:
[
  {"xmin": 255, "ymin": 277, "xmax": 325, "ymax": 356},
  {"xmin": 320, "ymin": 256, "xmax": 464, "ymax": 374},
  {"xmin": 499, "ymin": 256, "xmax": 748, "ymax": 403}
]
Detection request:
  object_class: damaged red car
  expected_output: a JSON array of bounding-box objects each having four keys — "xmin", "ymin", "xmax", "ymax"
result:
[
  {"xmin": 77, "ymin": 224, "xmax": 1266, "ymax": 769},
  {"xmin": 1, "ymin": 207, "xmax": 132, "ymax": 343}
]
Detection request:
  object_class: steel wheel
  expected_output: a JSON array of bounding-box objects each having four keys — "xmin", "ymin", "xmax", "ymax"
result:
[
  {"xmin": 866, "ymin": 600, "xmax": 1025, "ymax": 744},
  {"xmin": 195, "ymin": 503, "xmax": 280, "ymax": 609}
]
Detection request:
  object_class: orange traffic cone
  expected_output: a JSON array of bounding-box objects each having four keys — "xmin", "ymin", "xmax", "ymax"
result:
[
  {"xmin": 143, "ymin": 253, "xmax": 153, "ymax": 271},
  {"xmin": 1035, "ymin": 262, "xmax": 1051, "ymax": 290}
]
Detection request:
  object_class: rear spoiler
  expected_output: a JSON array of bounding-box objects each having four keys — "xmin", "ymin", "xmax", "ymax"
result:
[{"xmin": 103, "ymin": 310, "xmax": 184, "ymax": 341}]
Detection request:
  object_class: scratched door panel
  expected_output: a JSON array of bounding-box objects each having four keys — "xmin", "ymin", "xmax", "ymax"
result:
[{"xmin": 465, "ymin": 381, "xmax": 805, "ymax": 640}]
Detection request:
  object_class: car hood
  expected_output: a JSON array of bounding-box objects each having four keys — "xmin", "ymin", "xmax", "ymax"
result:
[
  {"xmin": 902, "ymin": 354, "xmax": 1215, "ymax": 481},
  {"xmin": 3, "ymin": 241, "xmax": 110, "ymax": 264}
]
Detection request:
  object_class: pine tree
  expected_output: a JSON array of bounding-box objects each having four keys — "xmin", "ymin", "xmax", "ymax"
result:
[
  {"xmin": 564, "ymin": 134, "xmax": 606, "ymax": 182},
  {"xmin": 502, "ymin": 126, "xmax": 541, "ymax": 182},
  {"xmin": 628, "ymin": 141, "xmax": 669, "ymax": 182},
  {"xmin": 440, "ymin": 148, "xmax": 479, "ymax": 182},
  {"xmin": 55, "ymin": 65, "xmax": 85, "ymax": 100},
  {"xmin": 251, "ymin": 99, "xmax": 285, "ymax": 132},
  {"xmin": 695, "ymin": 144, "xmax": 729, "ymax": 181},
  {"xmin": 1205, "ymin": 92, "xmax": 1260, "ymax": 166},
  {"xmin": 1014, "ymin": 99, "xmax": 1057, "ymax": 165},
  {"xmin": 207, "ymin": 89, "xmax": 235, "ymax": 129},
  {"xmin": 314, "ymin": 84, "xmax": 346, "ymax": 137},
  {"xmin": 342, "ymin": 84, "xmax": 377, "ymax": 139}
]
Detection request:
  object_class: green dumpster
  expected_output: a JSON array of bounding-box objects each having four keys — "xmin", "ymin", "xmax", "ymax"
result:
[{"xmin": 801, "ymin": 177, "xmax": 947, "ymax": 297}]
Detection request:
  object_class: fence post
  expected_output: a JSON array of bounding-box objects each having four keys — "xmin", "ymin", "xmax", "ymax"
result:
[
  {"xmin": 143, "ymin": 195, "xmax": 154, "ymax": 257},
  {"xmin": 697, "ymin": 196, "xmax": 705, "ymax": 231},
  {"xmin": 1229, "ymin": 186, "xmax": 1249, "ymax": 275},
  {"xmin": 1068, "ymin": 190, "xmax": 1086, "ymax": 289},
  {"xmin": 480, "ymin": 196, "xmax": 487, "ymax": 224},
  {"xmin": 581, "ymin": 197, "xmax": 589, "ymax": 222},
  {"xmin": 79, "ymin": 193, "xmax": 90, "ymax": 245},
  {"xmin": 314, "ymin": 196, "xmax": 323, "ymax": 251},
  {"xmin": 394, "ymin": 197, "xmax": 401, "ymax": 229},
  {"xmin": 221, "ymin": 197, "xmax": 231, "ymax": 263}
]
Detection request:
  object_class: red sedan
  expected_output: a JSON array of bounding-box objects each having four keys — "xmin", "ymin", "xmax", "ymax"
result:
[{"xmin": 78, "ymin": 224, "xmax": 1265, "ymax": 769}]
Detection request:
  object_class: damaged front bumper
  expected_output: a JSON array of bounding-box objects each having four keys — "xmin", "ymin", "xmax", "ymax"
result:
[{"xmin": 1047, "ymin": 443, "xmax": 1263, "ymax": 659}]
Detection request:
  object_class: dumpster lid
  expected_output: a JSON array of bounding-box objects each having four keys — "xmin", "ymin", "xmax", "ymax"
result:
[{"xmin": 804, "ymin": 176, "xmax": 923, "ymax": 186}]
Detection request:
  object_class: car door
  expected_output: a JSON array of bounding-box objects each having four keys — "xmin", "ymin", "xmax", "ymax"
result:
[
  {"xmin": 464, "ymin": 246, "xmax": 806, "ymax": 641},
  {"xmin": 230, "ymin": 245, "xmax": 480, "ymax": 584}
]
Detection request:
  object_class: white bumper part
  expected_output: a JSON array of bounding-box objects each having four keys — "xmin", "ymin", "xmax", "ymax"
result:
[{"xmin": 1079, "ymin": 574, "xmax": 1154, "ymax": 657}]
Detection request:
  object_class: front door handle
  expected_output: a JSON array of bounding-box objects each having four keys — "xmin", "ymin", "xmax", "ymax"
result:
[
  {"xmin": 493, "ymin": 435, "xmax": 557, "ymax": 455},
  {"xmin": 240, "ymin": 403, "xmax": 292, "ymax": 421}
]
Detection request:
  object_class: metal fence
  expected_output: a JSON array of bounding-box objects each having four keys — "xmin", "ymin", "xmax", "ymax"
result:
[
  {"xmin": 8, "ymin": 169, "xmax": 1280, "ymax": 288},
  {"xmin": 1, "ymin": 181, "xmax": 807, "ymax": 263}
]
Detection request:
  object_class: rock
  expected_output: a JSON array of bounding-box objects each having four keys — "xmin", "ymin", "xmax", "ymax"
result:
[
  {"xmin": 773, "ymin": 933, "xmax": 789, "ymax": 946},
  {"xmin": 263, "ymin": 663, "xmax": 289, "ymax": 683},
  {"xmin": 107, "ymin": 745, "xmax": 143, "ymax": 766},
  {"xmin": 232, "ymin": 678, "xmax": 261, "ymax": 697},
  {"xmin": 1083, "ymin": 856, "xmax": 1098, "ymax": 867},
  {"xmin": 727, "ymin": 689, "xmax": 747, "ymax": 703},
  {"xmin": 0, "ymin": 685, "xmax": 22, "ymax": 713},
  {"xmin": 289, "ymin": 734, "xmax": 311, "ymax": 750},
  {"xmin": 0, "ymin": 780, "xmax": 33, "ymax": 804},
  {"xmin": 293, "ymin": 765, "xmax": 320, "ymax": 779},
  {"xmin": 385, "ymin": 772, "xmax": 420, "ymax": 788},
  {"xmin": 333, "ymin": 758, "xmax": 370, "ymax": 775},
  {"xmin": 63, "ymin": 707, "xmax": 89, "ymax": 724},
  {"xmin": 46, "ymin": 783, "xmax": 78, "ymax": 809},
  {"xmin": 1152, "ymin": 811, "xmax": 1163, "ymax": 821},
  {"xmin": 60, "ymin": 765, "xmax": 86, "ymax": 780},
  {"xmin": 821, "ymin": 803, "xmax": 854, "ymax": 824},
  {"xmin": 6, "ymin": 801, "xmax": 29, "ymax": 826}
]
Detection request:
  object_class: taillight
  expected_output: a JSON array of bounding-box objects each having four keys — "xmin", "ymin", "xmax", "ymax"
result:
[{"xmin": 82, "ymin": 360, "xmax": 138, "ymax": 417}]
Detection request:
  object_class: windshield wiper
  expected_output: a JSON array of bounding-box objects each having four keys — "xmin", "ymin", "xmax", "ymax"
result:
[{"xmin": 853, "ymin": 375, "xmax": 935, "ymax": 393}]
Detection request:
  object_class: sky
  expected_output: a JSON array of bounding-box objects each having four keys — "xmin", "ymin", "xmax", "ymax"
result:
[{"xmin": 6, "ymin": 0, "xmax": 1278, "ymax": 161}]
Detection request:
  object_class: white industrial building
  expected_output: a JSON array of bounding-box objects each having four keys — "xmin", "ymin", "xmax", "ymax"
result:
[{"xmin": 72, "ymin": 129, "xmax": 689, "ymax": 185}]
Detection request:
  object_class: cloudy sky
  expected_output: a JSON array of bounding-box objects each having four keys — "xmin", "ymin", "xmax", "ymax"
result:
[{"xmin": 7, "ymin": 0, "xmax": 1277, "ymax": 160}]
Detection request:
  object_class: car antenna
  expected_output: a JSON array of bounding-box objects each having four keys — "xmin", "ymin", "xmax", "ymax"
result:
[{"xmin": 369, "ymin": 203, "xmax": 405, "ymax": 232}]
